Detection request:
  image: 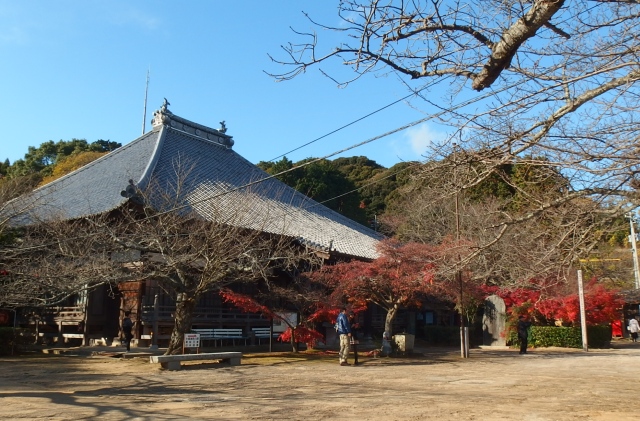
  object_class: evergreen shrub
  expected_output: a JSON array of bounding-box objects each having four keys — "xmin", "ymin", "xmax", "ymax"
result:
[{"xmin": 507, "ymin": 325, "xmax": 611, "ymax": 349}]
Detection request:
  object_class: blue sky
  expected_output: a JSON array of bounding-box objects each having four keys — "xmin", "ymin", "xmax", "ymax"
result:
[{"xmin": 0, "ymin": 1, "xmax": 449, "ymax": 169}]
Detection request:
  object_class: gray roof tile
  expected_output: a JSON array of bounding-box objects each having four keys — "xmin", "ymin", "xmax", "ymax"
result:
[{"xmin": 8, "ymin": 109, "xmax": 382, "ymax": 259}]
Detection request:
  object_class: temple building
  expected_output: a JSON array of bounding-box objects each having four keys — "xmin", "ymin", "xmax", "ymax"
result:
[{"xmin": 7, "ymin": 101, "xmax": 383, "ymax": 346}]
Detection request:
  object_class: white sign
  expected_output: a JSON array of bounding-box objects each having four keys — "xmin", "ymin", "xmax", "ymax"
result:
[{"xmin": 184, "ymin": 333, "xmax": 200, "ymax": 348}]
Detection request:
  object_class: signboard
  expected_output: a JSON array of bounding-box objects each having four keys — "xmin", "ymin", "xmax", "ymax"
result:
[{"xmin": 184, "ymin": 333, "xmax": 200, "ymax": 349}]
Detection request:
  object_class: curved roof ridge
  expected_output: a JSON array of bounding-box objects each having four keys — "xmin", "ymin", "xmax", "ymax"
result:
[{"xmin": 137, "ymin": 125, "xmax": 166, "ymax": 191}]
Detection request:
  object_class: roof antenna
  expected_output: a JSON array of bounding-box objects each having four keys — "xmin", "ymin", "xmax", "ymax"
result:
[{"xmin": 141, "ymin": 67, "xmax": 150, "ymax": 135}]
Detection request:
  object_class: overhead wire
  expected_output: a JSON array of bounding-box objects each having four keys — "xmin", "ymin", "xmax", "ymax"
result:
[
  {"xmin": 4, "ymin": 77, "xmax": 503, "ymax": 257},
  {"xmin": 268, "ymin": 90, "xmax": 420, "ymax": 162},
  {"xmin": 6, "ymin": 2, "xmax": 593, "ymax": 251}
]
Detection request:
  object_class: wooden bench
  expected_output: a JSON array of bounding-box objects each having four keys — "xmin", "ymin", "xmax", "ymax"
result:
[
  {"xmin": 192, "ymin": 328, "xmax": 248, "ymax": 347},
  {"xmin": 149, "ymin": 352, "xmax": 242, "ymax": 370},
  {"xmin": 251, "ymin": 327, "xmax": 280, "ymax": 345}
]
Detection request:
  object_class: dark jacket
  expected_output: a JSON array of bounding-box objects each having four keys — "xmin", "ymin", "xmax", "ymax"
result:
[
  {"xmin": 122, "ymin": 317, "xmax": 133, "ymax": 336},
  {"xmin": 517, "ymin": 319, "xmax": 531, "ymax": 339}
]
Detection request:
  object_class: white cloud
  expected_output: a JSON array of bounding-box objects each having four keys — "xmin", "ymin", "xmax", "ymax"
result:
[{"xmin": 391, "ymin": 123, "xmax": 447, "ymax": 161}]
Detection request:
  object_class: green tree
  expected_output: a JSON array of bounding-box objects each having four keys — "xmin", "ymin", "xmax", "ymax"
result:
[
  {"xmin": 39, "ymin": 151, "xmax": 109, "ymax": 186},
  {"xmin": 0, "ymin": 159, "xmax": 9, "ymax": 177},
  {"xmin": 258, "ymin": 157, "xmax": 367, "ymax": 224},
  {"xmin": 7, "ymin": 139, "xmax": 121, "ymax": 178}
]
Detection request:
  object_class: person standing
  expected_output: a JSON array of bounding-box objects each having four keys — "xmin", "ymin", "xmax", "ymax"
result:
[
  {"xmin": 122, "ymin": 311, "xmax": 134, "ymax": 352},
  {"xmin": 336, "ymin": 307, "xmax": 352, "ymax": 366},
  {"xmin": 628, "ymin": 317, "xmax": 640, "ymax": 342},
  {"xmin": 517, "ymin": 315, "xmax": 532, "ymax": 355}
]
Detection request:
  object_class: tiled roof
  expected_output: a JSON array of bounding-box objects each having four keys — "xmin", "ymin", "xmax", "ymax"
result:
[{"xmin": 7, "ymin": 105, "xmax": 382, "ymax": 259}]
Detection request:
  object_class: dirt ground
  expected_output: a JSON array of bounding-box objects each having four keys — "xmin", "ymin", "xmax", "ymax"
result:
[{"xmin": 0, "ymin": 341, "xmax": 637, "ymax": 421}]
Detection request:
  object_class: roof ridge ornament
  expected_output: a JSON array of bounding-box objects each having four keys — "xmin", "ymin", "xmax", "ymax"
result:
[
  {"xmin": 152, "ymin": 98, "xmax": 173, "ymax": 128},
  {"xmin": 120, "ymin": 179, "xmax": 144, "ymax": 205},
  {"xmin": 150, "ymin": 99, "xmax": 234, "ymax": 149}
]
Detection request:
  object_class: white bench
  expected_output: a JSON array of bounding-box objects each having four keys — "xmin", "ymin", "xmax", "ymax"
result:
[
  {"xmin": 251, "ymin": 327, "xmax": 280, "ymax": 345},
  {"xmin": 62, "ymin": 333, "xmax": 85, "ymax": 339},
  {"xmin": 192, "ymin": 328, "xmax": 248, "ymax": 347},
  {"xmin": 191, "ymin": 329, "xmax": 215, "ymax": 346},
  {"xmin": 150, "ymin": 352, "xmax": 242, "ymax": 370}
]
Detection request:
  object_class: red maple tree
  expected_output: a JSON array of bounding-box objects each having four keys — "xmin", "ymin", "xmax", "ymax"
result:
[
  {"xmin": 310, "ymin": 239, "xmax": 439, "ymax": 336},
  {"xmin": 484, "ymin": 277, "xmax": 622, "ymax": 326},
  {"xmin": 220, "ymin": 283, "xmax": 332, "ymax": 351}
]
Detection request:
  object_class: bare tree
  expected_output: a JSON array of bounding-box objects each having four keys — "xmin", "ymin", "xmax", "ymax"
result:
[
  {"xmin": 103, "ymin": 170, "xmax": 315, "ymax": 355},
  {"xmin": 270, "ymin": 1, "xmax": 640, "ymax": 280},
  {"xmin": 1, "ymin": 174, "xmax": 128, "ymax": 309},
  {"xmin": 384, "ymin": 156, "xmax": 627, "ymax": 288},
  {"xmin": 0, "ymin": 215, "xmax": 129, "ymax": 309}
]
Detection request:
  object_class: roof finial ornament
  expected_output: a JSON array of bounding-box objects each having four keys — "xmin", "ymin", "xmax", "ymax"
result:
[
  {"xmin": 219, "ymin": 120, "xmax": 227, "ymax": 134},
  {"xmin": 152, "ymin": 98, "xmax": 173, "ymax": 127},
  {"xmin": 161, "ymin": 98, "xmax": 170, "ymax": 113},
  {"xmin": 120, "ymin": 179, "xmax": 144, "ymax": 205}
]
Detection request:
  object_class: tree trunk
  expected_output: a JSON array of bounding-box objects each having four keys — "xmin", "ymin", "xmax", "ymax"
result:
[
  {"xmin": 166, "ymin": 293, "xmax": 196, "ymax": 355},
  {"xmin": 384, "ymin": 305, "xmax": 398, "ymax": 336}
]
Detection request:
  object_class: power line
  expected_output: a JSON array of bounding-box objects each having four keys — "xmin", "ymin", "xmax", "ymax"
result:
[
  {"xmin": 311, "ymin": 161, "xmax": 422, "ymax": 209},
  {"xmin": 6, "ymin": 70, "xmax": 501, "ymax": 252},
  {"xmin": 268, "ymin": 91, "xmax": 419, "ymax": 162}
]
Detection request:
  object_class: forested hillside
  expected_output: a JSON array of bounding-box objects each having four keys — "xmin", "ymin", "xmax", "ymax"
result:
[{"xmin": 257, "ymin": 156, "xmax": 418, "ymax": 227}]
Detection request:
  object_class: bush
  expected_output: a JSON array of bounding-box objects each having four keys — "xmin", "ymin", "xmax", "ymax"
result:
[
  {"xmin": 507, "ymin": 325, "xmax": 611, "ymax": 349},
  {"xmin": 0, "ymin": 327, "xmax": 33, "ymax": 355}
]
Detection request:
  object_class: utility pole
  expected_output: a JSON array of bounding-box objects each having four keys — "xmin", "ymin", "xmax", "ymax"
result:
[
  {"xmin": 627, "ymin": 213, "xmax": 640, "ymax": 289},
  {"xmin": 577, "ymin": 270, "xmax": 588, "ymax": 351},
  {"xmin": 453, "ymin": 143, "xmax": 468, "ymax": 358}
]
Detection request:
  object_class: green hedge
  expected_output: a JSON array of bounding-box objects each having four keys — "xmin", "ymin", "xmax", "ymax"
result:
[
  {"xmin": 0, "ymin": 327, "xmax": 33, "ymax": 355},
  {"xmin": 507, "ymin": 325, "xmax": 612, "ymax": 349}
]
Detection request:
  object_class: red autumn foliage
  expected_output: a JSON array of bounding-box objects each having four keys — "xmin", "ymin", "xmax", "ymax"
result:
[
  {"xmin": 219, "ymin": 288, "xmax": 335, "ymax": 349},
  {"xmin": 310, "ymin": 239, "xmax": 439, "ymax": 335},
  {"xmin": 219, "ymin": 289, "xmax": 273, "ymax": 317},
  {"xmin": 278, "ymin": 326, "xmax": 324, "ymax": 345},
  {"xmin": 484, "ymin": 277, "xmax": 622, "ymax": 326}
]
